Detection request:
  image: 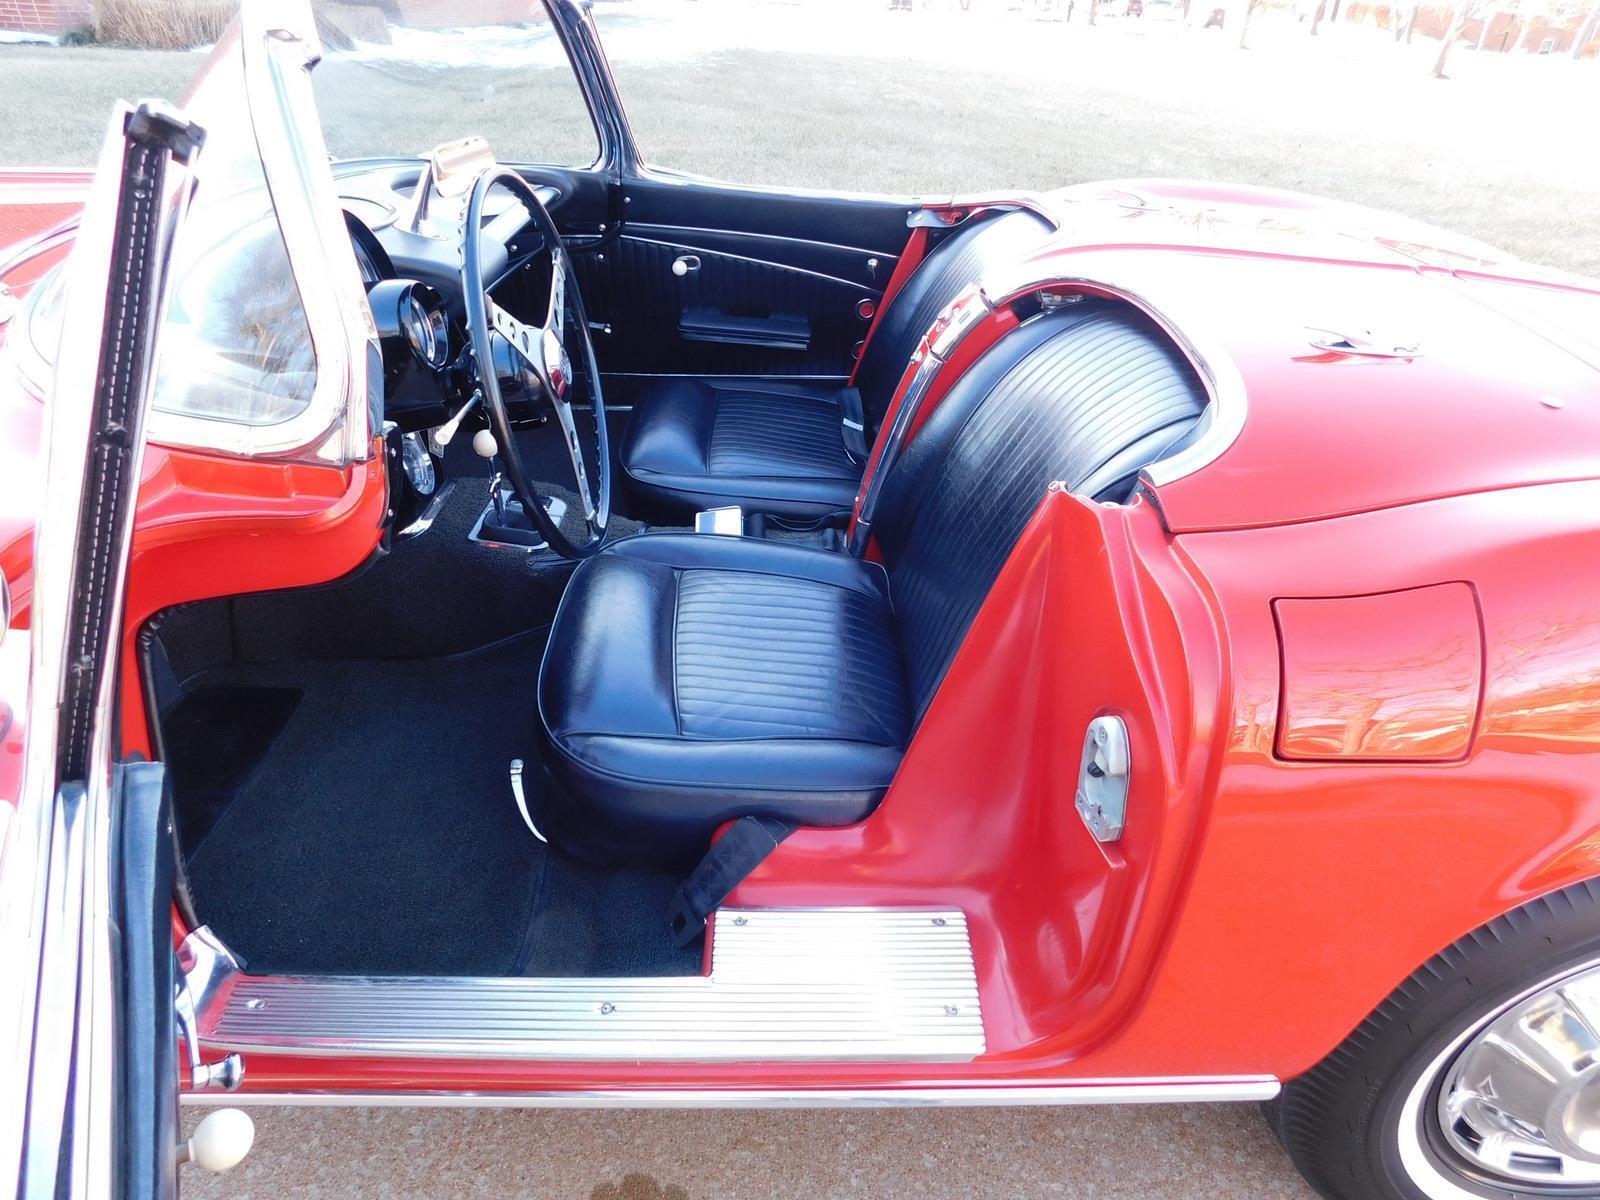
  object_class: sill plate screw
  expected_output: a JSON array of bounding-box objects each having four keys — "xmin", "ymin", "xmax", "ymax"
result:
[
  {"xmin": 931, "ymin": 917, "xmax": 947, "ymax": 926},
  {"xmin": 733, "ymin": 915, "xmax": 748, "ymax": 927},
  {"xmin": 599, "ymin": 1002, "xmax": 616, "ymax": 1016},
  {"xmin": 944, "ymin": 1005, "xmax": 960, "ymax": 1016}
]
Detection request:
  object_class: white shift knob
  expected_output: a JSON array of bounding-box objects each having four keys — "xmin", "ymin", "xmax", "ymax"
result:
[
  {"xmin": 184, "ymin": 1108, "xmax": 255, "ymax": 1173},
  {"xmin": 472, "ymin": 428, "xmax": 499, "ymax": 459}
]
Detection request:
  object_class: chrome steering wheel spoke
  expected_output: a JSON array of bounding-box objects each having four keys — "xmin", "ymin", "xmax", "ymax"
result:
[{"xmin": 461, "ymin": 168, "xmax": 610, "ymax": 560}]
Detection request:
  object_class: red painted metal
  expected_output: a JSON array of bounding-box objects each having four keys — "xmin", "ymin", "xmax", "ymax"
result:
[
  {"xmin": 1273, "ymin": 584, "xmax": 1484, "ymax": 762},
  {"xmin": 6, "ymin": 170, "xmax": 1600, "ymax": 1100}
]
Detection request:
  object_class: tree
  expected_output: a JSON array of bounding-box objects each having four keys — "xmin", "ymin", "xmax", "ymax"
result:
[
  {"xmin": 1574, "ymin": 2, "xmax": 1600, "ymax": 56},
  {"xmin": 1432, "ymin": 0, "xmax": 1480, "ymax": 76},
  {"xmin": 1239, "ymin": 0, "xmax": 1263, "ymax": 45},
  {"xmin": 1309, "ymin": 0, "xmax": 1327, "ymax": 35}
]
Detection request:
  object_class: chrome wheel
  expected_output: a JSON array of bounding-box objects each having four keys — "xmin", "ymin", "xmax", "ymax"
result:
[{"xmin": 1407, "ymin": 960, "xmax": 1600, "ymax": 1192}]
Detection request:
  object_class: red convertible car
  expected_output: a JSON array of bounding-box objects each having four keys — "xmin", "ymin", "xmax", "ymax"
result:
[{"xmin": 3, "ymin": 3, "xmax": 1600, "ymax": 1198}]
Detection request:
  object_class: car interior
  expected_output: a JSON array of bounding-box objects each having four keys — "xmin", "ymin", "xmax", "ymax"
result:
[{"xmin": 135, "ymin": 152, "xmax": 1213, "ymax": 983}]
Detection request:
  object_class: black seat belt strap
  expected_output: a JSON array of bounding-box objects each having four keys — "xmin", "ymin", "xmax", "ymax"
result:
[
  {"xmin": 667, "ymin": 815, "xmax": 793, "ymax": 948},
  {"xmin": 838, "ymin": 387, "xmax": 870, "ymax": 463}
]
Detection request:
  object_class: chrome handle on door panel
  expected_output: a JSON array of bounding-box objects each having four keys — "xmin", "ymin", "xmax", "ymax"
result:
[{"xmin": 671, "ymin": 254, "xmax": 701, "ymax": 277}]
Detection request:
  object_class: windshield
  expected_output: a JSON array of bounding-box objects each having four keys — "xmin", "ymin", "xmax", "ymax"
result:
[{"xmin": 308, "ymin": 1, "xmax": 599, "ymax": 166}]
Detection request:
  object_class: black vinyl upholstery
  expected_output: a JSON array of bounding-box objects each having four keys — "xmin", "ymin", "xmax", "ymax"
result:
[
  {"xmin": 620, "ymin": 210, "xmax": 1051, "ymax": 518},
  {"xmin": 542, "ymin": 301, "xmax": 1209, "ymax": 867},
  {"xmin": 538, "ymin": 533, "xmax": 907, "ymax": 865}
]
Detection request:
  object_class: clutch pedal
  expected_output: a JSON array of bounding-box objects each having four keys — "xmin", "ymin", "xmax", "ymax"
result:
[{"xmin": 509, "ymin": 758, "xmax": 547, "ymax": 843}]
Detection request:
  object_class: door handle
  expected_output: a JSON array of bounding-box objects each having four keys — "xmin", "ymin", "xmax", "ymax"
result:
[{"xmin": 671, "ymin": 254, "xmax": 701, "ymax": 277}]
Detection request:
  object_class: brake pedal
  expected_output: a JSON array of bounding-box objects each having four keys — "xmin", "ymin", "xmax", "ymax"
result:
[{"xmin": 509, "ymin": 759, "xmax": 547, "ymax": 843}]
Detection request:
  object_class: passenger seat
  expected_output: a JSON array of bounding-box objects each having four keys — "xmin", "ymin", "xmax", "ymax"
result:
[{"xmin": 618, "ymin": 209, "xmax": 1052, "ymax": 519}]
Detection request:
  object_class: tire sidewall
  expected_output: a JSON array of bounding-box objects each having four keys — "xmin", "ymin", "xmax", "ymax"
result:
[{"xmin": 1288, "ymin": 887, "xmax": 1600, "ymax": 1200}]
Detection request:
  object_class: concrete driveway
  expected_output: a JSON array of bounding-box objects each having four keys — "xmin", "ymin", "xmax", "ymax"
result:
[{"xmin": 182, "ymin": 1103, "xmax": 1319, "ymax": 1199}]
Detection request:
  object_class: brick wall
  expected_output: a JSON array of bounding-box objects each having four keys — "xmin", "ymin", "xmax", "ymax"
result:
[{"xmin": 0, "ymin": 0, "xmax": 92, "ymax": 33}]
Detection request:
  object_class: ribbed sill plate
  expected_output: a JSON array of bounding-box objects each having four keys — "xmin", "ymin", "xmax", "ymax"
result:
[{"xmin": 201, "ymin": 908, "xmax": 985, "ymax": 1062}]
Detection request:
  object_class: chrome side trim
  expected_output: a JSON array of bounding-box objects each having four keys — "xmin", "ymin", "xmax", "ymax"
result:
[
  {"xmin": 622, "ymin": 235, "xmax": 880, "ymax": 294},
  {"xmin": 854, "ymin": 264, "xmax": 1247, "ymax": 537},
  {"xmin": 185, "ymin": 1079, "xmax": 1281, "ymax": 1109},
  {"xmin": 199, "ymin": 908, "xmax": 985, "ymax": 1063}
]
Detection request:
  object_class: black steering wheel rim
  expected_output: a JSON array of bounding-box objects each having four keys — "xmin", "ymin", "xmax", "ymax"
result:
[{"xmin": 461, "ymin": 167, "xmax": 610, "ymax": 559}]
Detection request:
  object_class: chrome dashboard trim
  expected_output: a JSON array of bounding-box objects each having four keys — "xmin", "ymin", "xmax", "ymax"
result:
[
  {"xmin": 185, "ymin": 1078, "xmax": 1282, "ymax": 1109},
  {"xmin": 197, "ymin": 908, "xmax": 985, "ymax": 1063}
]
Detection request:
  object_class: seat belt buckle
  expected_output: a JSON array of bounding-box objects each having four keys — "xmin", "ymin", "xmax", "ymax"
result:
[
  {"xmin": 694, "ymin": 505, "xmax": 743, "ymax": 535},
  {"xmin": 666, "ymin": 888, "xmax": 708, "ymax": 948}
]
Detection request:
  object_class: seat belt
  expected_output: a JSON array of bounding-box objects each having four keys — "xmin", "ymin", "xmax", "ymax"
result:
[
  {"xmin": 838, "ymin": 386, "xmax": 870, "ymax": 463},
  {"xmin": 667, "ymin": 815, "xmax": 792, "ymax": 947}
]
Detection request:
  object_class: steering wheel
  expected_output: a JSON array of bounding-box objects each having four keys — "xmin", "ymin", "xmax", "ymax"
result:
[{"xmin": 461, "ymin": 167, "xmax": 610, "ymax": 559}]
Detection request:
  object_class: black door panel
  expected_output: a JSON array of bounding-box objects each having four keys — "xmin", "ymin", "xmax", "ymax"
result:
[
  {"xmin": 573, "ymin": 173, "xmax": 913, "ymax": 384},
  {"xmin": 626, "ymin": 223, "xmax": 897, "ymax": 290},
  {"xmin": 571, "ymin": 232, "xmax": 878, "ymax": 377}
]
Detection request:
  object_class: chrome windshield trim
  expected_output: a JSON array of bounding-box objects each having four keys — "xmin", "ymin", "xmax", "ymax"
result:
[
  {"xmin": 143, "ymin": 0, "xmax": 378, "ymax": 465},
  {"xmin": 185, "ymin": 1078, "xmax": 1281, "ymax": 1109}
]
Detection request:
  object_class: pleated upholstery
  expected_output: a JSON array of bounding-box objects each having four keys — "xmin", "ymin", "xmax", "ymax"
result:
[
  {"xmin": 706, "ymin": 392, "xmax": 857, "ymax": 479},
  {"xmin": 674, "ymin": 569, "xmax": 909, "ymax": 743},
  {"xmin": 881, "ymin": 304, "xmax": 1209, "ymax": 718}
]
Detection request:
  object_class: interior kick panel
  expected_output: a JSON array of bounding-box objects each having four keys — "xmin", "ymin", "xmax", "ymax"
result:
[{"xmin": 570, "ymin": 234, "xmax": 877, "ymax": 377}]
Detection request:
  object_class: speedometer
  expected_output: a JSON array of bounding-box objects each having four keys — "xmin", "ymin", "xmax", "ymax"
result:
[{"xmin": 401, "ymin": 284, "xmax": 450, "ymax": 369}]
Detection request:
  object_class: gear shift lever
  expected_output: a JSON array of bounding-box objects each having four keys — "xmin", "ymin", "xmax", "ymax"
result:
[{"xmin": 473, "ymin": 428, "xmax": 509, "ymax": 524}]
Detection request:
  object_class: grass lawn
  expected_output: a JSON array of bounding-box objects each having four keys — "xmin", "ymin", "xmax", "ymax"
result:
[{"xmin": 2, "ymin": 6, "xmax": 1595, "ymax": 276}]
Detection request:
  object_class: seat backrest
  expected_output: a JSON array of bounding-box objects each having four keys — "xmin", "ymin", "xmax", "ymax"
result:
[
  {"xmin": 872, "ymin": 300, "xmax": 1210, "ymax": 721},
  {"xmin": 855, "ymin": 209, "xmax": 1052, "ymax": 430}
]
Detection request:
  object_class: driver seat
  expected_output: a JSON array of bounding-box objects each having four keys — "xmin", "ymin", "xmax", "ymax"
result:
[
  {"xmin": 539, "ymin": 301, "xmax": 1209, "ymax": 868},
  {"xmin": 617, "ymin": 209, "xmax": 1052, "ymax": 519}
]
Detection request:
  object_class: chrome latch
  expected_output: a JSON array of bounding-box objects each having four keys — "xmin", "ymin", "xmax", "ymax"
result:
[
  {"xmin": 176, "ymin": 926, "xmax": 244, "ymax": 1091},
  {"xmin": 175, "ymin": 982, "xmax": 243, "ymax": 1091},
  {"xmin": 1075, "ymin": 715, "xmax": 1130, "ymax": 844}
]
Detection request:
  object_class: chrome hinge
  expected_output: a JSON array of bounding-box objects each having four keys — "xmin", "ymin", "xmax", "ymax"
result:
[
  {"xmin": 176, "ymin": 926, "xmax": 244, "ymax": 1091},
  {"xmin": 1075, "ymin": 715, "xmax": 1130, "ymax": 844}
]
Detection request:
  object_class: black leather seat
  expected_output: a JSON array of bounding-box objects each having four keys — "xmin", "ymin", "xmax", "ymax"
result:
[
  {"xmin": 541, "ymin": 301, "xmax": 1210, "ymax": 868},
  {"xmin": 618, "ymin": 209, "xmax": 1051, "ymax": 519}
]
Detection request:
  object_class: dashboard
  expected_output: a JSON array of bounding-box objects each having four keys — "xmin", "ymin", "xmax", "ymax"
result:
[{"xmin": 336, "ymin": 146, "xmax": 565, "ymax": 532}]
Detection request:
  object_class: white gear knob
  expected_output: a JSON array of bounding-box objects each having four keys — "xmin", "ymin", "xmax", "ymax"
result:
[
  {"xmin": 472, "ymin": 428, "xmax": 499, "ymax": 459},
  {"xmin": 183, "ymin": 1108, "xmax": 255, "ymax": 1173}
]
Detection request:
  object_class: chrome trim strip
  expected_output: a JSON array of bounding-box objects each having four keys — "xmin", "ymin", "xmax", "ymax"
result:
[
  {"xmin": 199, "ymin": 908, "xmax": 985, "ymax": 1063},
  {"xmin": 184, "ymin": 1079, "xmax": 1282, "ymax": 1109},
  {"xmin": 622, "ymin": 235, "xmax": 880, "ymax": 294},
  {"xmin": 625, "ymin": 222, "xmax": 904, "ymax": 265},
  {"xmin": 145, "ymin": 0, "xmax": 378, "ymax": 464}
]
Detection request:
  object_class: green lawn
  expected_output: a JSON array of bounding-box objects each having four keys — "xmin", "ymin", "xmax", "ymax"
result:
[{"xmin": 3, "ymin": 14, "xmax": 1596, "ymax": 277}]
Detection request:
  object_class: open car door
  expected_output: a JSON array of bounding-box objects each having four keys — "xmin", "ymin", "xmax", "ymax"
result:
[{"xmin": 0, "ymin": 99, "xmax": 236, "ymax": 1200}]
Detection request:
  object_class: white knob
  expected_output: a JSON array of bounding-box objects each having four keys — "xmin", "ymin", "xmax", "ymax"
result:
[
  {"xmin": 672, "ymin": 258, "xmax": 688, "ymax": 277},
  {"xmin": 472, "ymin": 429, "xmax": 499, "ymax": 459},
  {"xmin": 183, "ymin": 1108, "xmax": 255, "ymax": 1173}
]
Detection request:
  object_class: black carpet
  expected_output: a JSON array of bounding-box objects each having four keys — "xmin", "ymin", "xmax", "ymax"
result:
[{"xmin": 176, "ymin": 632, "xmax": 700, "ymax": 979}]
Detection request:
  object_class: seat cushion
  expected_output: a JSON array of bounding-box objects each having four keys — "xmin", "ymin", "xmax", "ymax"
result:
[
  {"xmin": 620, "ymin": 379, "xmax": 863, "ymax": 519},
  {"xmin": 537, "ymin": 532, "xmax": 909, "ymax": 867}
]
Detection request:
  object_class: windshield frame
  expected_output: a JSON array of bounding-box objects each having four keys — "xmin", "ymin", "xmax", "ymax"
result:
[{"xmin": 141, "ymin": 0, "xmax": 379, "ymax": 465}]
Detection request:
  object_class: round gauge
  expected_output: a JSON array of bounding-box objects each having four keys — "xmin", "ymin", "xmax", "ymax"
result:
[
  {"xmin": 401, "ymin": 431, "xmax": 437, "ymax": 497},
  {"xmin": 400, "ymin": 284, "xmax": 450, "ymax": 370}
]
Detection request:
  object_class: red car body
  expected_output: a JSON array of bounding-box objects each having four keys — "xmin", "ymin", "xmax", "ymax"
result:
[{"xmin": 5, "ymin": 163, "xmax": 1600, "ymax": 1104}]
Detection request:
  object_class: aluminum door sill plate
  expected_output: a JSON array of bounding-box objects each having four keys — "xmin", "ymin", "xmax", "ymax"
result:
[{"xmin": 198, "ymin": 908, "xmax": 985, "ymax": 1062}]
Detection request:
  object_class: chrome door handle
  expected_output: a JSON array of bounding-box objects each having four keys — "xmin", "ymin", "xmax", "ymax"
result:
[{"xmin": 671, "ymin": 254, "xmax": 701, "ymax": 277}]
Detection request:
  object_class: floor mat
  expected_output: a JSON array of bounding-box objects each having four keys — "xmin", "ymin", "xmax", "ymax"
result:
[
  {"xmin": 177, "ymin": 632, "xmax": 700, "ymax": 979},
  {"xmin": 166, "ymin": 685, "xmax": 303, "ymax": 853}
]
